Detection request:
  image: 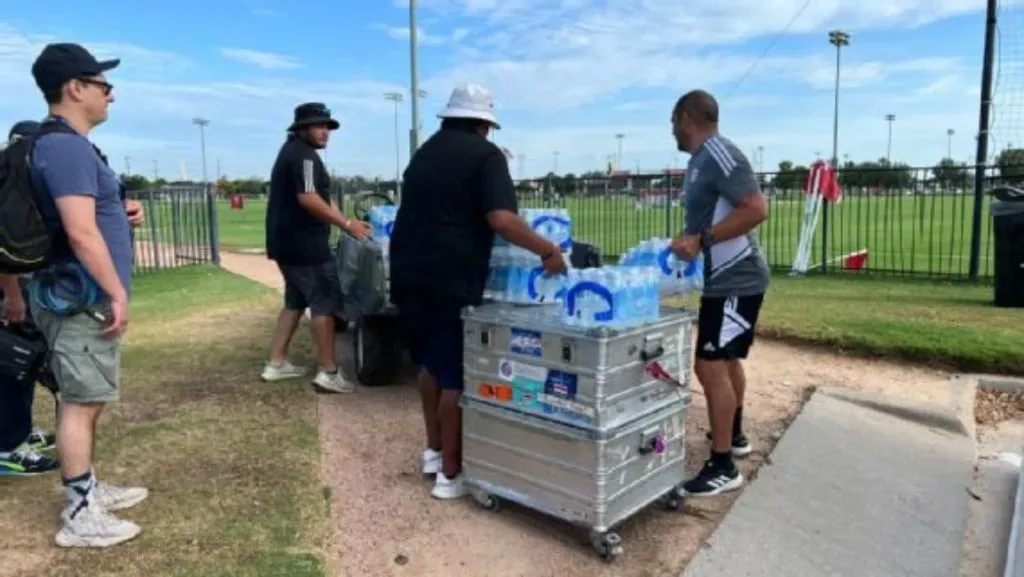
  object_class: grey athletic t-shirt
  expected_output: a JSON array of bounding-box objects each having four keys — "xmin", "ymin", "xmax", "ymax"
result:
[{"xmin": 683, "ymin": 133, "xmax": 770, "ymax": 297}]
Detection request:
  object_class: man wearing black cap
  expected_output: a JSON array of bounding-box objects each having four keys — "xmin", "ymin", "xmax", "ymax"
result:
[
  {"xmin": 0, "ymin": 120, "xmax": 60, "ymax": 478},
  {"xmin": 25, "ymin": 42, "xmax": 146, "ymax": 548},
  {"xmin": 263, "ymin": 103, "xmax": 370, "ymax": 394}
]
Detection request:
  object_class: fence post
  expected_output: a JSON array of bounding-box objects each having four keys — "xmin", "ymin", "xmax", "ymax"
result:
[
  {"xmin": 663, "ymin": 172, "xmax": 673, "ymax": 238},
  {"xmin": 969, "ymin": 0, "xmax": 998, "ymax": 281},
  {"xmin": 145, "ymin": 188, "xmax": 161, "ymax": 270},
  {"xmin": 206, "ymin": 183, "xmax": 221, "ymax": 265}
]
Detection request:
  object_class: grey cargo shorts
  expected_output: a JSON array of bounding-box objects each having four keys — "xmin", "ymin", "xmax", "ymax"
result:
[{"xmin": 31, "ymin": 308, "xmax": 122, "ymax": 405}]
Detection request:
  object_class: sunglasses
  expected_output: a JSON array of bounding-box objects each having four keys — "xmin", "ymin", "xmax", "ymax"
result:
[{"xmin": 76, "ymin": 77, "xmax": 114, "ymax": 96}]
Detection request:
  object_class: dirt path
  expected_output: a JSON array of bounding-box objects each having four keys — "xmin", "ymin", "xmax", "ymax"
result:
[{"xmin": 220, "ymin": 252, "xmax": 952, "ymax": 577}]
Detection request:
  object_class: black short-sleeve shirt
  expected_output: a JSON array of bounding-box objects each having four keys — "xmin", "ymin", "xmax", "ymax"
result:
[
  {"xmin": 265, "ymin": 135, "xmax": 333, "ymax": 265},
  {"xmin": 389, "ymin": 127, "xmax": 518, "ymax": 306}
]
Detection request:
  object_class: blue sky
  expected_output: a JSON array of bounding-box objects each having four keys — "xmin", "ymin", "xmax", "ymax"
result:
[{"xmin": 0, "ymin": 0, "xmax": 1021, "ymax": 180}]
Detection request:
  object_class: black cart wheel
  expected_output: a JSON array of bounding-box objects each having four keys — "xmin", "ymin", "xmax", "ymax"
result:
[{"xmin": 353, "ymin": 315, "xmax": 402, "ymax": 387}]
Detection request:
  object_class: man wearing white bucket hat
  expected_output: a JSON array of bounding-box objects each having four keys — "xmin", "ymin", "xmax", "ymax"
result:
[{"xmin": 390, "ymin": 83, "xmax": 566, "ymax": 500}]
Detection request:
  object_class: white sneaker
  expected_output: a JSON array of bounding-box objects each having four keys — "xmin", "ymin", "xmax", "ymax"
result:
[
  {"xmin": 261, "ymin": 360, "xmax": 307, "ymax": 382},
  {"xmin": 431, "ymin": 472, "xmax": 467, "ymax": 500},
  {"xmin": 312, "ymin": 370, "xmax": 355, "ymax": 394},
  {"xmin": 55, "ymin": 500, "xmax": 142, "ymax": 548},
  {"xmin": 93, "ymin": 481, "xmax": 148, "ymax": 512},
  {"xmin": 421, "ymin": 449, "xmax": 442, "ymax": 475}
]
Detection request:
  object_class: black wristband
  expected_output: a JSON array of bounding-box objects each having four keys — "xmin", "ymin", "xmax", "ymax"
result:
[{"xmin": 701, "ymin": 229, "xmax": 714, "ymax": 248}]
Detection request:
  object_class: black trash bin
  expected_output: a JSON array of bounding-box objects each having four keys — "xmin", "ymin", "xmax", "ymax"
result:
[{"xmin": 991, "ymin": 190, "xmax": 1024, "ymax": 308}]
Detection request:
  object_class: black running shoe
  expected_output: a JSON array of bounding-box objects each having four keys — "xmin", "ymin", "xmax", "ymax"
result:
[
  {"xmin": 27, "ymin": 429, "xmax": 57, "ymax": 452},
  {"xmin": 704, "ymin": 430, "xmax": 753, "ymax": 457},
  {"xmin": 680, "ymin": 459, "xmax": 744, "ymax": 497},
  {"xmin": 0, "ymin": 445, "xmax": 59, "ymax": 476}
]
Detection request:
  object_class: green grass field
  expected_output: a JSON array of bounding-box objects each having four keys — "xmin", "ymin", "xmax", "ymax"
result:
[{"xmin": 208, "ymin": 193, "xmax": 996, "ymax": 278}]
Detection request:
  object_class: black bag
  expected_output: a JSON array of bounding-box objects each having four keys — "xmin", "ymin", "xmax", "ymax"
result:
[
  {"xmin": 0, "ymin": 322, "xmax": 48, "ymax": 388},
  {"xmin": 570, "ymin": 241, "xmax": 602, "ymax": 269},
  {"xmin": 0, "ymin": 135, "xmax": 51, "ymax": 274}
]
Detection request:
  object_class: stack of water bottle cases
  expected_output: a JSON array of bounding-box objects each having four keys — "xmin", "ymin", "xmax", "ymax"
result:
[{"xmin": 462, "ymin": 208, "xmax": 701, "ymax": 563}]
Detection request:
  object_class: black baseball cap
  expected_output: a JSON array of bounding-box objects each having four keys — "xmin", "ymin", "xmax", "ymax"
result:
[{"xmin": 31, "ymin": 42, "xmax": 119, "ymax": 94}]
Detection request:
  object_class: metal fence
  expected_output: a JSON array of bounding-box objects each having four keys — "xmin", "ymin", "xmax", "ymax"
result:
[
  {"xmin": 515, "ymin": 165, "xmax": 1017, "ymax": 281},
  {"xmin": 127, "ymin": 186, "xmax": 221, "ymax": 274}
]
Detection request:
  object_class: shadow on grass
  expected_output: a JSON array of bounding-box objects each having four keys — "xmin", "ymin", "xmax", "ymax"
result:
[{"xmin": 0, "ymin": 266, "xmax": 331, "ymax": 577}]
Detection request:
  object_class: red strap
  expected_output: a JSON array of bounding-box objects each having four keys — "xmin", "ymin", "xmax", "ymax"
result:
[{"xmin": 645, "ymin": 361, "xmax": 683, "ymax": 388}]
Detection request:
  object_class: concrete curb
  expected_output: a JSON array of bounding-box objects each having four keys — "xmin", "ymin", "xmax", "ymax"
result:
[
  {"xmin": 1006, "ymin": 445, "xmax": 1024, "ymax": 577},
  {"xmin": 976, "ymin": 375, "xmax": 1024, "ymax": 395},
  {"xmin": 818, "ymin": 386, "xmax": 973, "ymax": 438}
]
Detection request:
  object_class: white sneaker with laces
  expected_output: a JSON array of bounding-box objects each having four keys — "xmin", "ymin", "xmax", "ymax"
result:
[
  {"xmin": 93, "ymin": 481, "xmax": 149, "ymax": 511},
  {"xmin": 55, "ymin": 500, "xmax": 142, "ymax": 548},
  {"xmin": 421, "ymin": 449, "xmax": 442, "ymax": 475},
  {"xmin": 431, "ymin": 472, "xmax": 467, "ymax": 500},
  {"xmin": 312, "ymin": 370, "xmax": 355, "ymax": 394},
  {"xmin": 261, "ymin": 360, "xmax": 307, "ymax": 382}
]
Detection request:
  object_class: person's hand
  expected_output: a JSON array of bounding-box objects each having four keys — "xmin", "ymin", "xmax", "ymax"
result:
[
  {"xmin": 540, "ymin": 245, "xmax": 567, "ymax": 276},
  {"xmin": 100, "ymin": 296, "xmax": 129, "ymax": 339},
  {"xmin": 345, "ymin": 219, "xmax": 371, "ymax": 240},
  {"xmin": 2, "ymin": 293, "xmax": 26, "ymax": 324},
  {"xmin": 671, "ymin": 234, "xmax": 702, "ymax": 261},
  {"xmin": 125, "ymin": 199, "xmax": 145, "ymax": 228}
]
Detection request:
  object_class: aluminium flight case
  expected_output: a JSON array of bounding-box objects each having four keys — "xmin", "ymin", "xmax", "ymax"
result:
[
  {"xmin": 461, "ymin": 393, "xmax": 691, "ymax": 563},
  {"xmin": 461, "ymin": 302, "xmax": 696, "ymax": 433}
]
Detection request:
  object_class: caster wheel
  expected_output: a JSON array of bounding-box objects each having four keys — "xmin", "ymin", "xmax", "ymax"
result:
[
  {"xmin": 593, "ymin": 532, "xmax": 623, "ymax": 563},
  {"xmin": 480, "ymin": 495, "xmax": 501, "ymax": 512},
  {"xmin": 664, "ymin": 493, "xmax": 683, "ymax": 511}
]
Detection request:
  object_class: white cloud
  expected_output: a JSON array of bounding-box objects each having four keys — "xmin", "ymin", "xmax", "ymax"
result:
[
  {"xmin": 219, "ymin": 47, "xmax": 302, "ymax": 70},
  {"xmin": 375, "ymin": 24, "xmax": 469, "ymax": 46}
]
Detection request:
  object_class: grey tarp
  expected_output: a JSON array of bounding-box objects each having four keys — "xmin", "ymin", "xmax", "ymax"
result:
[{"xmin": 334, "ymin": 234, "xmax": 388, "ymax": 320}]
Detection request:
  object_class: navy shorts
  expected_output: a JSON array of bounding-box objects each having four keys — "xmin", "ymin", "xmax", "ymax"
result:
[{"xmin": 396, "ymin": 293, "xmax": 464, "ymax": 391}]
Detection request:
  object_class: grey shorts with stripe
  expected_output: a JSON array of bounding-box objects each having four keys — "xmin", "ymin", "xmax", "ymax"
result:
[
  {"xmin": 278, "ymin": 261, "xmax": 343, "ymax": 317},
  {"xmin": 31, "ymin": 308, "xmax": 122, "ymax": 405}
]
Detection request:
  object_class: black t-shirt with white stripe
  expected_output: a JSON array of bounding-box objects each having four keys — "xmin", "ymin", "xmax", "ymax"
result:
[{"xmin": 266, "ymin": 135, "xmax": 333, "ymax": 266}]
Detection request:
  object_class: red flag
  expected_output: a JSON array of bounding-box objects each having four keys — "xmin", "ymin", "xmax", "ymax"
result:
[{"xmin": 804, "ymin": 160, "xmax": 842, "ymax": 203}]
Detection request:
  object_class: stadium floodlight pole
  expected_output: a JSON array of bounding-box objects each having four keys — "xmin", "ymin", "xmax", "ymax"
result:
[
  {"xmin": 384, "ymin": 91, "xmax": 404, "ymax": 198},
  {"xmin": 825, "ymin": 29, "xmax": 850, "ymax": 273},
  {"xmin": 408, "ymin": 0, "xmax": 421, "ymax": 162},
  {"xmin": 192, "ymin": 116, "xmax": 218, "ymax": 264},
  {"xmin": 885, "ymin": 114, "xmax": 895, "ymax": 162},
  {"xmin": 615, "ymin": 133, "xmax": 625, "ymax": 170},
  {"xmin": 947, "ymin": 128, "xmax": 955, "ymax": 159},
  {"xmin": 757, "ymin": 145, "xmax": 764, "ymax": 173}
]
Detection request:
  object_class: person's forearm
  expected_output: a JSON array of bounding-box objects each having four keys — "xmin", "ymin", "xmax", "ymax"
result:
[
  {"xmin": 67, "ymin": 231, "xmax": 126, "ymax": 301},
  {"xmin": 0, "ymin": 274, "xmax": 21, "ymax": 299},
  {"xmin": 709, "ymin": 206, "xmax": 767, "ymax": 242},
  {"xmin": 300, "ymin": 195, "xmax": 350, "ymax": 230},
  {"xmin": 494, "ymin": 216, "xmax": 556, "ymax": 256}
]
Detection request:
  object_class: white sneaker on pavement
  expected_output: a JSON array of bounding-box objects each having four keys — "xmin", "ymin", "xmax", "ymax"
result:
[
  {"xmin": 431, "ymin": 472, "xmax": 467, "ymax": 500},
  {"xmin": 261, "ymin": 360, "xmax": 307, "ymax": 382},
  {"xmin": 312, "ymin": 370, "xmax": 355, "ymax": 394},
  {"xmin": 55, "ymin": 500, "xmax": 142, "ymax": 548},
  {"xmin": 421, "ymin": 449, "xmax": 442, "ymax": 475}
]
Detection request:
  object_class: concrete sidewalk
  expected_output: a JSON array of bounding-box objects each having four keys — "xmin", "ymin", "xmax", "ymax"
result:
[{"xmin": 684, "ymin": 387, "xmax": 976, "ymax": 577}]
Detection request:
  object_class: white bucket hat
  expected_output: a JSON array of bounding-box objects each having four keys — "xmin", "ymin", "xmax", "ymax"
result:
[{"xmin": 437, "ymin": 83, "xmax": 500, "ymax": 129}]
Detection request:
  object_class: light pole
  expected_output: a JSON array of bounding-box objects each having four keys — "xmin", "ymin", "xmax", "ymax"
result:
[
  {"xmin": 757, "ymin": 145, "xmax": 764, "ymax": 173},
  {"xmin": 384, "ymin": 91, "xmax": 404, "ymax": 197},
  {"xmin": 614, "ymin": 133, "xmax": 624, "ymax": 170},
  {"xmin": 408, "ymin": 0, "xmax": 421, "ymax": 161},
  {"xmin": 553, "ymin": 151, "xmax": 559, "ymax": 174},
  {"xmin": 825, "ymin": 29, "xmax": 850, "ymax": 272},
  {"xmin": 885, "ymin": 114, "xmax": 895, "ymax": 162},
  {"xmin": 946, "ymin": 128, "xmax": 955, "ymax": 159},
  {"xmin": 191, "ymin": 117, "xmax": 218, "ymax": 264}
]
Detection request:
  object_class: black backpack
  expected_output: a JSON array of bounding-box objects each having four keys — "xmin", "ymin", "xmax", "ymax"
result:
[{"xmin": 0, "ymin": 120, "xmax": 118, "ymax": 274}]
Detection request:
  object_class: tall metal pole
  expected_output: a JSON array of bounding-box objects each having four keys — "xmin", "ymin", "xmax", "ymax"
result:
[
  {"xmin": 885, "ymin": 114, "xmax": 895, "ymax": 162},
  {"xmin": 947, "ymin": 128, "xmax": 955, "ymax": 159},
  {"xmin": 193, "ymin": 117, "xmax": 218, "ymax": 264},
  {"xmin": 825, "ymin": 29, "xmax": 850, "ymax": 273},
  {"xmin": 757, "ymin": 145, "xmax": 764, "ymax": 173},
  {"xmin": 408, "ymin": 0, "xmax": 421, "ymax": 161},
  {"xmin": 970, "ymin": 0, "xmax": 998, "ymax": 281},
  {"xmin": 615, "ymin": 133, "xmax": 624, "ymax": 170},
  {"xmin": 384, "ymin": 92, "xmax": 404, "ymax": 198}
]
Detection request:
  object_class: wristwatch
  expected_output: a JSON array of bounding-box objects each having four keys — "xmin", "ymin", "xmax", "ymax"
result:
[{"xmin": 700, "ymin": 229, "xmax": 715, "ymax": 248}]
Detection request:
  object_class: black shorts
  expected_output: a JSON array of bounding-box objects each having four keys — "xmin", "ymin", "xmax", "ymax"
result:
[
  {"xmin": 395, "ymin": 292, "xmax": 464, "ymax": 391},
  {"xmin": 695, "ymin": 293, "xmax": 765, "ymax": 361},
  {"xmin": 277, "ymin": 261, "xmax": 342, "ymax": 317}
]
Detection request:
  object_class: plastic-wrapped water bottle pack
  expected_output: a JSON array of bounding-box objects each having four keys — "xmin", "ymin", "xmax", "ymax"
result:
[
  {"xmin": 560, "ymin": 265, "xmax": 662, "ymax": 329},
  {"xmin": 619, "ymin": 237, "xmax": 704, "ymax": 296},
  {"xmin": 494, "ymin": 208, "xmax": 573, "ymax": 253},
  {"xmin": 485, "ymin": 245, "xmax": 568, "ymax": 304},
  {"xmin": 366, "ymin": 205, "xmax": 398, "ymax": 265}
]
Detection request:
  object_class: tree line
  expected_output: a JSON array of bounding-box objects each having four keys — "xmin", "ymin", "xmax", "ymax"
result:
[{"xmin": 122, "ymin": 148, "xmax": 1024, "ymax": 195}]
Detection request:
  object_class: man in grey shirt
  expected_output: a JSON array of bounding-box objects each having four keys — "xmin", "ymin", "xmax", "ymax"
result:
[{"xmin": 671, "ymin": 89, "xmax": 770, "ymax": 497}]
